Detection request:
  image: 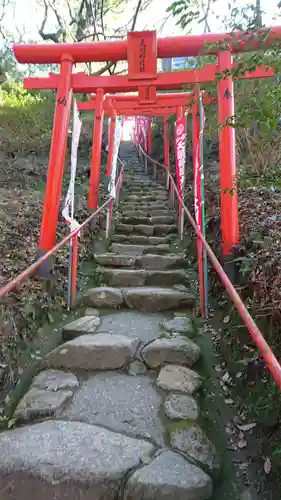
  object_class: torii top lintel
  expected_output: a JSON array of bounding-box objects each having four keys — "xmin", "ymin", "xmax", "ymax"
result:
[
  {"xmin": 78, "ymin": 104, "xmax": 180, "ymax": 117},
  {"xmin": 77, "ymin": 91, "xmax": 215, "ymax": 113},
  {"xmin": 13, "ymin": 26, "xmax": 281, "ymax": 65}
]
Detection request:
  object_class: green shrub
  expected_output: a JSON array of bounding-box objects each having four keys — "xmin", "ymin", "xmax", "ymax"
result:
[{"xmin": 0, "ymin": 82, "xmax": 55, "ymax": 154}]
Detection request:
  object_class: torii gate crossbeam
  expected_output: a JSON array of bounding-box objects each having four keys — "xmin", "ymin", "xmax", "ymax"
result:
[{"xmin": 14, "ymin": 26, "xmax": 281, "ymax": 63}]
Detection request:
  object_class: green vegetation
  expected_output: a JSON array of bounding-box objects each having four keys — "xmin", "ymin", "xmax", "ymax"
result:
[{"xmin": 0, "ymin": 83, "xmax": 54, "ymax": 153}]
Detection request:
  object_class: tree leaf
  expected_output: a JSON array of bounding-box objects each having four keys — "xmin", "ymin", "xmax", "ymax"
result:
[
  {"xmin": 237, "ymin": 422, "xmax": 257, "ymax": 431},
  {"xmin": 264, "ymin": 457, "xmax": 272, "ymax": 474}
]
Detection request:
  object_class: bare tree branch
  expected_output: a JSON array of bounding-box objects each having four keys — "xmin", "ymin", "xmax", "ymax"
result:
[
  {"xmin": 200, "ymin": 0, "xmax": 212, "ymax": 32},
  {"xmin": 38, "ymin": 0, "xmax": 62, "ymax": 43},
  {"xmin": 35, "ymin": 0, "xmax": 155, "ymax": 76},
  {"xmin": 131, "ymin": 0, "xmax": 142, "ymax": 31}
]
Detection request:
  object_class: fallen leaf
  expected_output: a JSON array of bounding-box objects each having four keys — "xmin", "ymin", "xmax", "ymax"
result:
[
  {"xmin": 222, "ymin": 372, "xmax": 231, "ymax": 383},
  {"xmin": 264, "ymin": 457, "xmax": 272, "ymax": 474},
  {"xmin": 238, "ymin": 438, "xmax": 247, "ymax": 449},
  {"xmin": 223, "ymin": 315, "xmax": 230, "ymax": 323},
  {"xmin": 239, "ymin": 462, "xmax": 249, "ymax": 471},
  {"xmin": 237, "ymin": 422, "xmax": 257, "ymax": 432}
]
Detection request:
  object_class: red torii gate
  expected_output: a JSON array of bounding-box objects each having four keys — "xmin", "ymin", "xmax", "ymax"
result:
[
  {"xmin": 13, "ymin": 28, "xmax": 280, "ymax": 275},
  {"xmin": 77, "ymin": 90, "xmax": 215, "ymax": 201}
]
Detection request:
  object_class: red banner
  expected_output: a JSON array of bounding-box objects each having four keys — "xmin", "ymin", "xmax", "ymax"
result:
[
  {"xmin": 194, "ymin": 143, "xmax": 202, "ymax": 232},
  {"xmin": 137, "ymin": 116, "xmax": 148, "ymax": 151},
  {"xmin": 174, "ymin": 116, "xmax": 186, "ymax": 199},
  {"xmin": 194, "ymin": 105, "xmax": 205, "ymax": 232}
]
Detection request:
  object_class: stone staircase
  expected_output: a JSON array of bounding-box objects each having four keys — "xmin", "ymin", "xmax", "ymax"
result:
[{"xmin": 0, "ymin": 145, "xmax": 220, "ymax": 499}]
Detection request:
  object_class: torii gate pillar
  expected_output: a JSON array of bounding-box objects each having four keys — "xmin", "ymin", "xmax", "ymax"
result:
[
  {"xmin": 147, "ymin": 118, "xmax": 152, "ymax": 154},
  {"xmin": 88, "ymin": 88, "xmax": 104, "ymax": 209},
  {"xmin": 164, "ymin": 115, "xmax": 170, "ymax": 188},
  {"xmin": 218, "ymin": 50, "xmax": 239, "ymax": 276},
  {"xmin": 37, "ymin": 56, "xmax": 73, "ymax": 276}
]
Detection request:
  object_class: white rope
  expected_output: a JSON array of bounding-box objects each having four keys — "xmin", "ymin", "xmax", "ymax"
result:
[{"xmin": 62, "ymin": 99, "xmax": 82, "ymax": 234}]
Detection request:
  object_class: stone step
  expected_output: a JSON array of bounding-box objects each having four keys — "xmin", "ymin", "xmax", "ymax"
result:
[
  {"xmin": 124, "ymin": 188, "xmax": 167, "ymax": 195},
  {"xmin": 62, "ymin": 315, "xmax": 100, "ymax": 341},
  {"xmin": 0, "ymin": 421, "xmax": 213, "ymax": 499},
  {"xmin": 96, "ymin": 310, "xmax": 167, "ymax": 342},
  {"xmin": 110, "ymin": 243, "xmax": 170, "ymax": 255},
  {"xmin": 95, "ymin": 253, "xmax": 136, "ymax": 267},
  {"xmin": 115, "ymin": 223, "xmax": 154, "ymax": 236},
  {"xmin": 124, "ymin": 178, "xmax": 154, "ymax": 183},
  {"xmin": 45, "ymin": 334, "xmax": 140, "ymax": 371},
  {"xmin": 137, "ymin": 253, "xmax": 185, "ymax": 269},
  {"xmin": 122, "ymin": 204, "xmax": 170, "ymax": 212},
  {"xmin": 121, "ymin": 209, "xmax": 173, "ymax": 218},
  {"xmin": 56, "ymin": 371, "xmax": 166, "ymax": 445},
  {"xmin": 115, "ymin": 223, "xmax": 177, "ymax": 236},
  {"xmin": 122, "ymin": 287, "xmax": 195, "ymax": 312},
  {"xmin": 149, "ymin": 209, "xmax": 173, "ymax": 217},
  {"xmin": 125, "ymin": 194, "xmax": 168, "ymax": 203},
  {"xmin": 81, "ymin": 286, "xmax": 195, "ymax": 311},
  {"xmin": 121, "ymin": 215, "xmax": 152, "ymax": 225},
  {"xmin": 94, "ymin": 253, "xmax": 185, "ymax": 269},
  {"xmin": 124, "ymin": 186, "xmax": 165, "ymax": 193},
  {"xmin": 122, "ymin": 199, "xmax": 169, "ymax": 206},
  {"xmin": 99, "ymin": 268, "xmax": 187, "ymax": 287},
  {"xmin": 111, "ymin": 234, "xmax": 171, "ymax": 245},
  {"xmin": 124, "ymin": 182, "xmax": 163, "ymax": 189}
]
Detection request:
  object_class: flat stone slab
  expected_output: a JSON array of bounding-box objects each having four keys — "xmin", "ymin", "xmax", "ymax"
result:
[
  {"xmin": 148, "ymin": 236, "xmax": 170, "ymax": 245},
  {"xmin": 153, "ymin": 224, "xmax": 177, "ymax": 235},
  {"xmin": 121, "ymin": 216, "xmax": 151, "ymax": 225},
  {"xmin": 0, "ymin": 420, "xmax": 154, "ymax": 500},
  {"xmin": 110, "ymin": 243, "xmax": 171, "ymax": 256},
  {"xmin": 85, "ymin": 307, "xmax": 100, "ymax": 316},
  {"xmin": 115, "ymin": 223, "xmax": 134, "ymax": 234},
  {"xmin": 82, "ymin": 287, "xmax": 124, "ymax": 308},
  {"xmin": 128, "ymin": 360, "xmax": 147, "ymax": 375},
  {"xmin": 14, "ymin": 369, "xmax": 80, "ymax": 421},
  {"xmin": 150, "ymin": 216, "xmax": 175, "ymax": 225},
  {"xmin": 45, "ymin": 334, "xmax": 139, "ymax": 371},
  {"xmin": 124, "ymin": 203, "xmax": 169, "ymax": 210},
  {"xmin": 163, "ymin": 316, "xmax": 195, "ymax": 335},
  {"xmin": 126, "ymin": 195, "xmax": 167, "ymax": 202},
  {"xmin": 122, "ymin": 287, "xmax": 196, "ymax": 312},
  {"xmin": 94, "ymin": 253, "xmax": 136, "ymax": 267},
  {"xmin": 14, "ymin": 387, "xmax": 73, "ymax": 421},
  {"xmin": 142, "ymin": 244, "xmax": 170, "ymax": 254},
  {"xmin": 170, "ymin": 425, "xmax": 220, "ymax": 476},
  {"xmin": 121, "ymin": 210, "xmax": 149, "ymax": 218},
  {"xmin": 63, "ymin": 315, "xmax": 100, "ymax": 341},
  {"xmin": 136, "ymin": 254, "xmax": 185, "ymax": 270},
  {"xmin": 156, "ymin": 365, "xmax": 202, "ymax": 394},
  {"xmin": 101, "ymin": 268, "xmax": 147, "ymax": 286},
  {"xmin": 111, "ymin": 234, "xmax": 170, "ymax": 245},
  {"xmin": 149, "ymin": 210, "xmax": 172, "ymax": 217},
  {"xmin": 164, "ymin": 393, "xmax": 199, "ymax": 420},
  {"xmin": 111, "ymin": 243, "xmax": 150, "ymax": 256},
  {"xmin": 32, "ymin": 369, "xmax": 79, "ymax": 391},
  {"xmin": 101, "ymin": 269, "xmax": 187, "ymax": 287},
  {"xmin": 123, "ymin": 450, "xmax": 213, "ymax": 500},
  {"xmin": 141, "ymin": 336, "xmax": 201, "ymax": 368},
  {"xmin": 116, "ymin": 224, "xmax": 155, "ymax": 236},
  {"xmin": 61, "ymin": 373, "xmax": 165, "ymax": 445},
  {"xmin": 134, "ymin": 224, "xmax": 155, "ymax": 236},
  {"xmin": 97, "ymin": 310, "xmax": 166, "ymax": 342}
]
